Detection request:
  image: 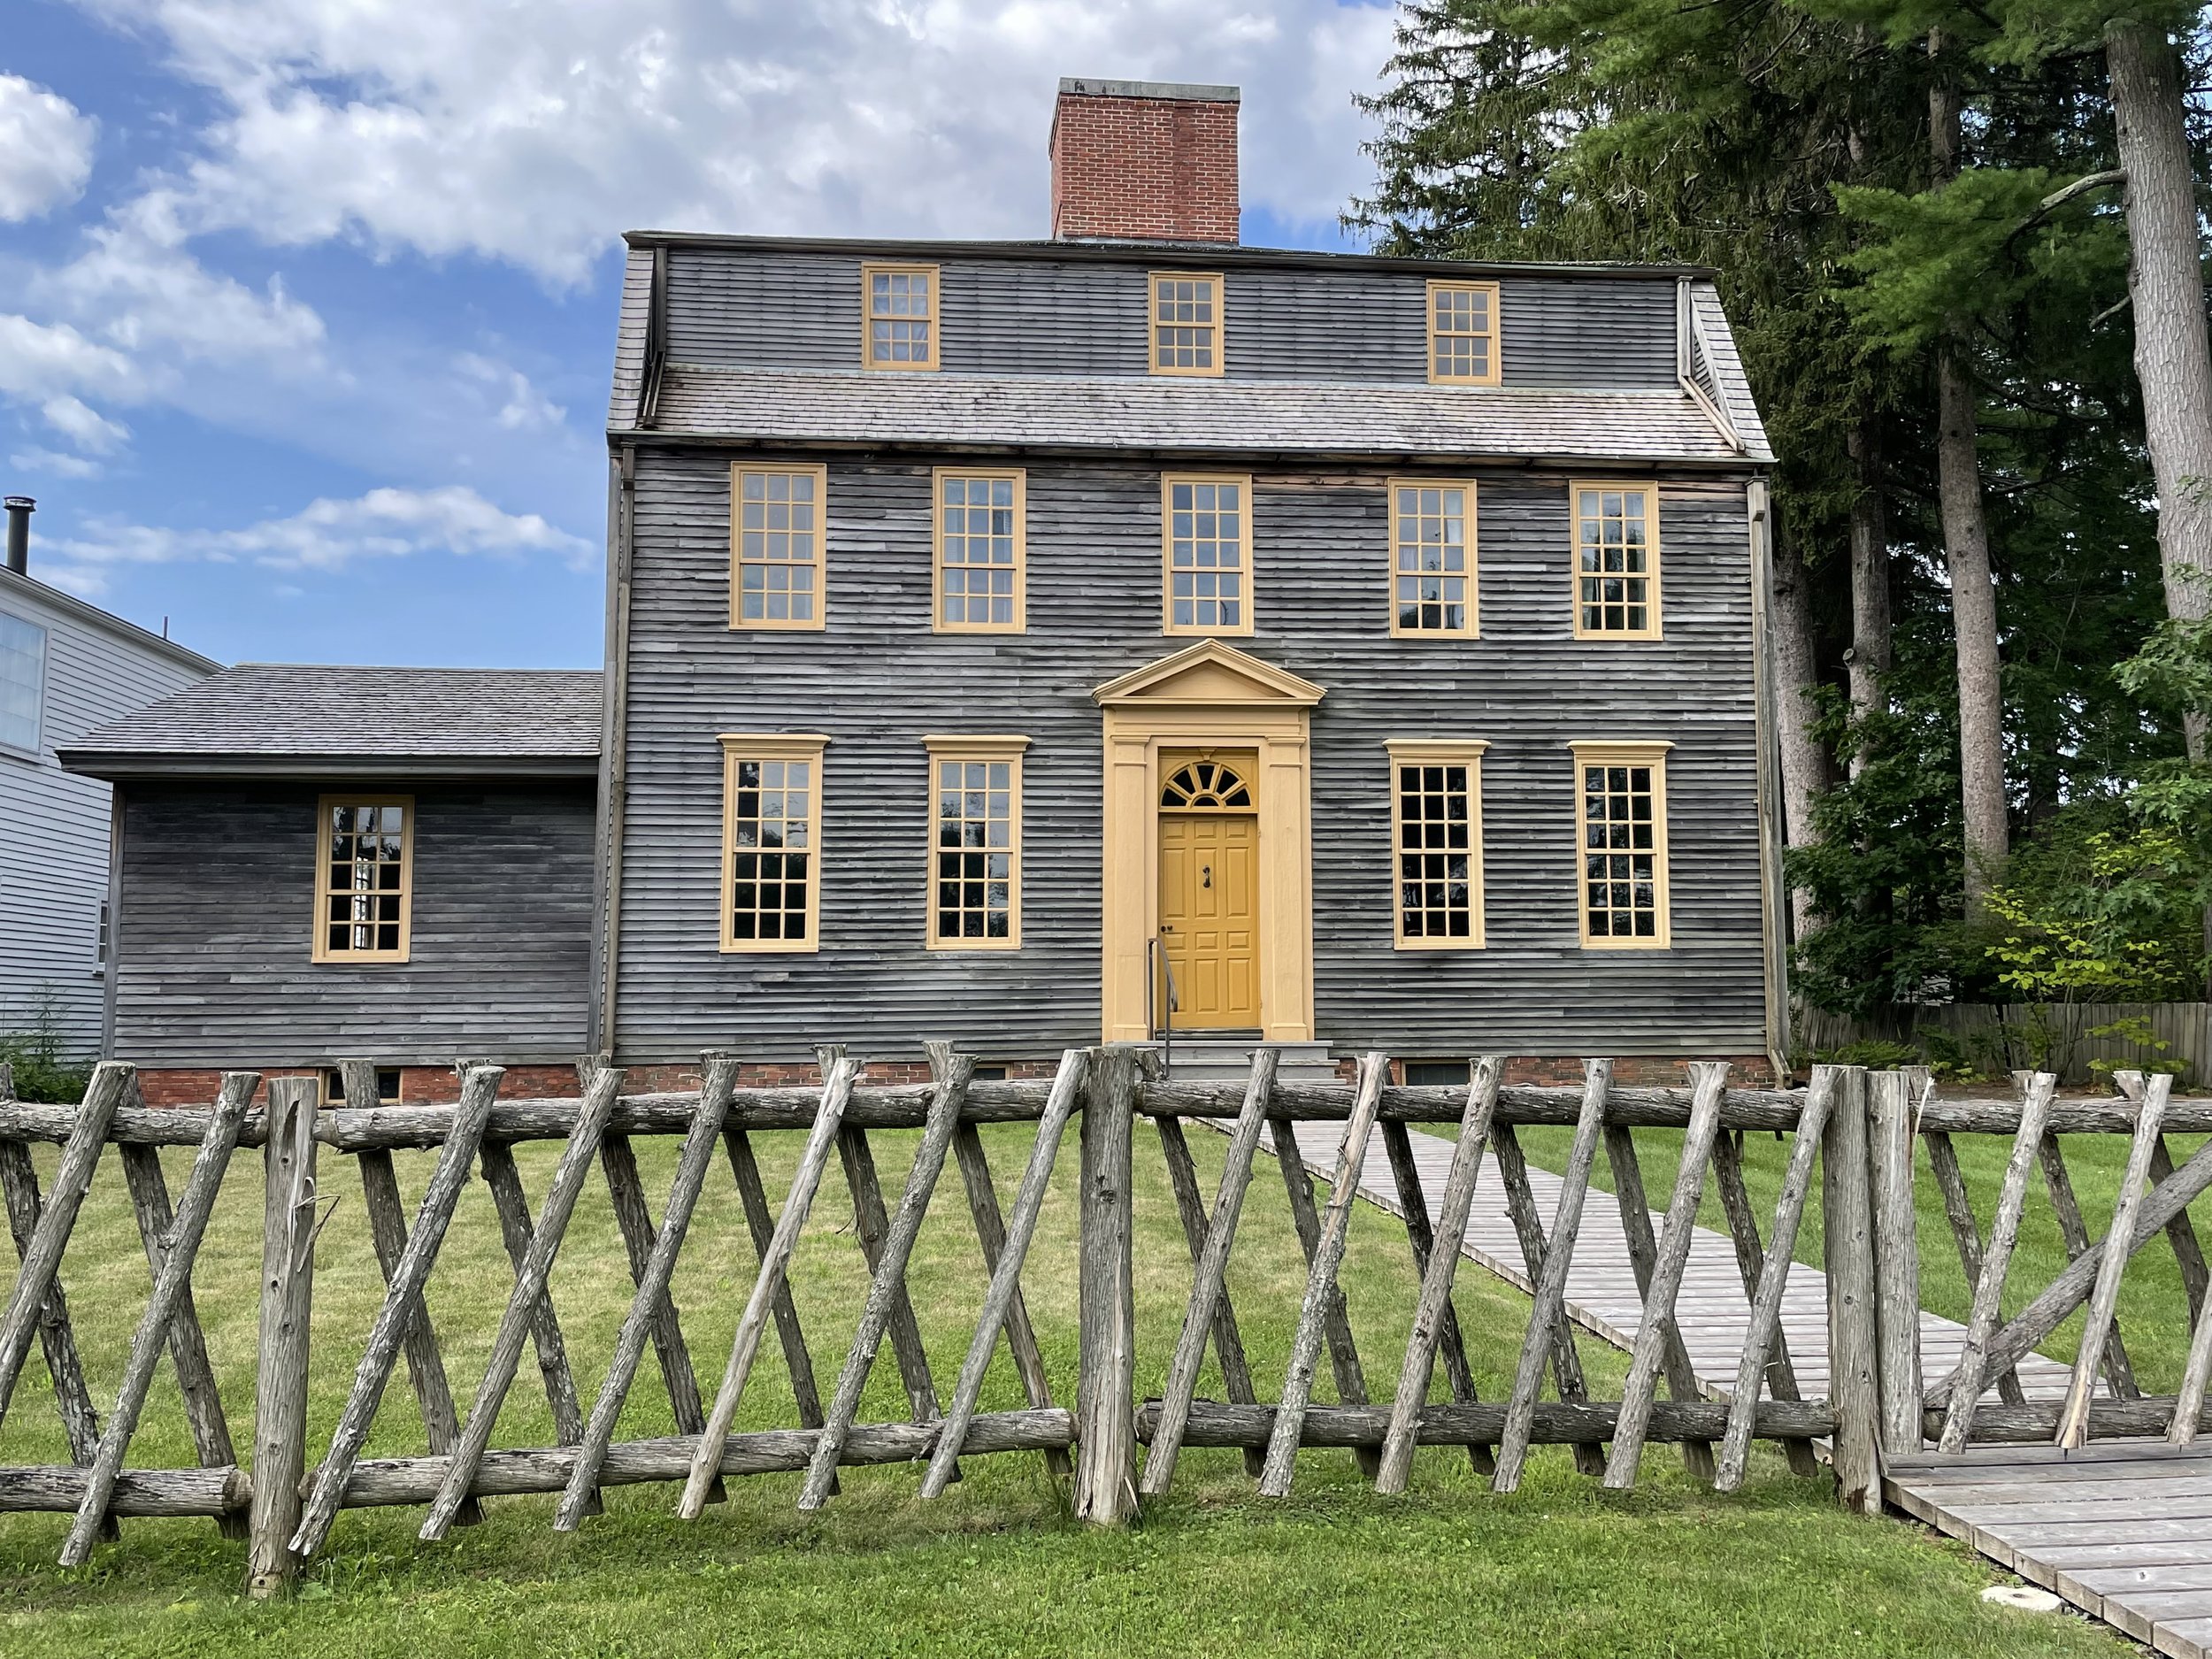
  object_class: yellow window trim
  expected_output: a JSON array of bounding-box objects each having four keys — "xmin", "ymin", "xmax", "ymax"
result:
[
  {"xmin": 1386, "ymin": 741, "xmax": 1488, "ymax": 951},
  {"xmin": 311, "ymin": 794, "xmax": 414, "ymax": 964},
  {"xmin": 1386, "ymin": 477, "xmax": 1481, "ymax": 640},
  {"xmin": 1569, "ymin": 479, "xmax": 1663, "ymax": 641},
  {"xmin": 1426, "ymin": 279, "xmax": 1502, "ymax": 388},
  {"xmin": 922, "ymin": 734, "xmax": 1028, "ymax": 952},
  {"xmin": 860, "ymin": 262, "xmax": 941, "ymax": 373},
  {"xmin": 1568, "ymin": 739, "xmax": 1673, "ymax": 950},
  {"xmin": 1148, "ymin": 270, "xmax": 1225, "ymax": 378},
  {"xmin": 931, "ymin": 466, "xmax": 1026, "ymax": 635},
  {"xmin": 729, "ymin": 462, "xmax": 829, "ymax": 634},
  {"xmin": 1160, "ymin": 471, "xmax": 1256, "ymax": 638},
  {"xmin": 718, "ymin": 733, "xmax": 830, "ymax": 955}
]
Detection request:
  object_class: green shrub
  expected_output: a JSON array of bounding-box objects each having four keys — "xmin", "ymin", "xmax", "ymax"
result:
[{"xmin": 0, "ymin": 1002, "xmax": 94, "ymax": 1104}]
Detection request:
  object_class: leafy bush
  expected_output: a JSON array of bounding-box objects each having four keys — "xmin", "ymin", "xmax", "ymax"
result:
[{"xmin": 0, "ymin": 1002, "xmax": 95, "ymax": 1104}]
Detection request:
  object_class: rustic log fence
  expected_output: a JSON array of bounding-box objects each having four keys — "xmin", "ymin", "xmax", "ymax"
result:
[{"xmin": 0, "ymin": 1048, "xmax": 2204, "ymax": 1591}]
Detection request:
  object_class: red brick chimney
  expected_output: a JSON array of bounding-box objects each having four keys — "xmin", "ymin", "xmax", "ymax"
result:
[{"xmin": 1048, "ymin": 77, "xmax": 1240, "ymax": 244}]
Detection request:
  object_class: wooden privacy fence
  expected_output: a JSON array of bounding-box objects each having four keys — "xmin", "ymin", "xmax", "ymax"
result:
[
  {"xmin": 0, "ymin": 1048, "xmax": 2203, "ymax": 1591},
  {"xmin": 1799, "ymin": 1002, "xmax": 2210, "ymax": 1087}
]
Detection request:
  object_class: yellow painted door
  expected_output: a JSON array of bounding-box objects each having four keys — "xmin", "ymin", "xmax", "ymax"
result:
[{"xmin": 1158, "ymin": 813, "xmax": 1261, "ymax": 1028}]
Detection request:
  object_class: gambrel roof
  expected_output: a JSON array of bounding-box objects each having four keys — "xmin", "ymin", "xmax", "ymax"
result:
[{"xmin": 59, "ymin": 664, "xmax": 603, "ymax": 779}]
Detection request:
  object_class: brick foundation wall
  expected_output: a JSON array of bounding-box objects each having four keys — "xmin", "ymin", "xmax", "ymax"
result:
[
  {"xmin": 1049, "ymin": 79, "xmax": 1239, "ymax": 244},
  {"xmin": 1371, "ymin": 1056, "xmax": 1783, "ymax": 1088}
]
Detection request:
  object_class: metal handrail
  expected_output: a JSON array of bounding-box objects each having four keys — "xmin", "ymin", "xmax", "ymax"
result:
[{"xmin": 1147, "ymin": 934, "xmax": 1179, "ymax": 1076}]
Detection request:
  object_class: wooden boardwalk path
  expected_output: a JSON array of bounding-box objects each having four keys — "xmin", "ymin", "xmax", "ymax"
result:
[{"xmin": 1273, "ymin": 1116, "xmax": 2208, "ymax": 1655}]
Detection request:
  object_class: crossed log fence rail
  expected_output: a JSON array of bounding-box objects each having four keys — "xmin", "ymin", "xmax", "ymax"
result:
[{"xmin": 0, "ymin": 1048, "xmax": 2204, "ymax": 1594}]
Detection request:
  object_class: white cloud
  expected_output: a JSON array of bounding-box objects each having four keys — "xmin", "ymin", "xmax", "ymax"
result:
[
  {"xmin": 73, "ymin": 0, "xmax": 1396, "ymax": 283},
  {"xmin": 41, "ymin": 394, "xmax": 130, "ymax": 454},
  {"xmin": 46, "ymin": 486, "xmax": 594, "ymax": 581},
  {"xmin": 0, "ymin": 314, "xmax": 141, "ymax": 404},
  {"xmin": 8, "ymin": 447, "xmax": 104, "ymax": 480},
  {"xmin": 459, "ymin": 353, "xmax": 565, "ymax": 432},
  {"xmin": 0, "ymin": 75, "xmax": 97, "ymax": 221}
]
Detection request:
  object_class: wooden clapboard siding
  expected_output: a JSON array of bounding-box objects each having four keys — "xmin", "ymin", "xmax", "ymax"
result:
[
  {"xmin": 110, "ymin": 781, "xmax": 595, "ymax": 1067},
  {"xmin": 657, "ymin": 247, "xmax": 1681, "ymax": 390},
  {"xmin": 612, "ymin": 451, "xmax": 1764, "ymax": 1064},
  {"xmin": 0, "ymin": 571, "xmax": 213, "ymax": 1056}
]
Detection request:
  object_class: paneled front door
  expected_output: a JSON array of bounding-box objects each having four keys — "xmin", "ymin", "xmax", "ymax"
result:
[{"xmin": 1156, "ymin": 755, "xmax": 1261, "ymax": 1029}]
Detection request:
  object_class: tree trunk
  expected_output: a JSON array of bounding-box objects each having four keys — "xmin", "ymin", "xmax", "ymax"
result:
[
  {"xmin": 1769, "ymin": 519, "xmax": 1827, "ymax": 940},
  {"xmin": 1930, "ymin": 36, "xmax": 2009, "ymax": 904},
  {"xmin": 1846, "ymin": 414, "xmax": 1892, "ymax": 779},
  {"xmin": 2107, "ymin": 19, "xmax": 2212, "ymax": 764}
]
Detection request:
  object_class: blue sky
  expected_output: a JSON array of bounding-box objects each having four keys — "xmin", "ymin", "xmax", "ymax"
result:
[{"xmin": 2, "ymin": 1, "xmax": 1389, "ymax": 670}]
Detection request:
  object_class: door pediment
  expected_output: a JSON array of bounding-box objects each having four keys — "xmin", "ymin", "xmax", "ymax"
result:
[{"xmin": 1090, "ymin": 640, "xmax": 1326, "ymax": 709}]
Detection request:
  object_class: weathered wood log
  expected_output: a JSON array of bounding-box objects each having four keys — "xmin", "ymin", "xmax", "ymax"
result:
[
  {"xmin": 926, "ymin": 1048, "xmax": 1085, "ymax": 1497},
  {"xmin": 1152, "ymin": 1112, "xmax": 1266, "ymax": 1479},
  {"xmin": 1930, "ymin": 1123, "xmax": 2212, "ymax": 1406},
  {"xmin": 2037, "ymin": 1117, "xmax": 2139, "ymax": 1400},
  {"xmin": 719, "ymin": 1120, "xmax": 833, "ymax": 1479},
  {"xmin": 1922, "ymin": 1125, "xmax": 2028, "ymax": 1409},
  {"xmin": 802, "ymin": 1053, "xmax": 973, "ymax": 1509},
  {"xmin": 477, "ymin": 1141, "xmax": 592, "ymax": 1463},
  {"xmin": 598, "ymin": 1131, "xmax": 717, "ymax": 1455},
  {"xmin": 1715, "ymin": 1070, "xmax": 1833, "ymax": 1491},
  {"xmin": 2126, "ymin": 1070, "xmax": 2212, "ymax": 1326},
  {"xmin": 292, "ymin": 1067, "xmax": 503, "ymax": 1557},
  {"xmin": 1868, "ymin": 1069, "xmax": 1924, "ymax": 1458},
  {"xmin": 248, "ymin": 1074, "xmax": 320, "ymax": 1598},
  {"xmin": 0, "ymin": 1063, "xmax": 129, "ymax": 1428},
  {"xmin": 117, "ymin": 1130, "xmax": 241, "ymax": 1516},
  {"xmin": 835, "ymin": 1121, "xmax": 944, "ymax": 1432},
  {"xmin": 557, "ymin": 1058, "xmax": 739, "ymax": 1530},
  {"xmin": 1488, "ymin": 1120, "xmax": 1607, "ymax": 1475},
  {"xmin": 1142, "ymin": 1050, "xmax": 1279, "ymax": 1497},
  {"xmin": 1073, "ymin": 1046, "xmax": 1139, "ymax": 1526},
  {"xmin": 1821, "ymin": 1066, "xmax": 1880, "ymax": 1514},
  {"xmin": 0, "ymin": 1139, "xmax": 106, "ymax": 1478},
  {"xmin": 423, "ymin": 1066, "xmax": 624, "ymax": 1540},
  {"xmin": 1937, "ymin": 1073, "xmax": 2055, "ymax": 1454},
  {"xmin": 62, "ymin": 1075, "xmax": 253, "ymax": 1564},
  {"xmin": 3, "ymin": 1079, "xmax": 2190, "ymax": 1151},
  {"xmin": 1494, "ymin": 1060, "xmax": 1610, "ymax": 1494},
  {"xmin": 2059, "ymin": 1072, "xmax": 2172, "ymax": 1448},
  {"xmin": 1709, "ymin": 1124, "xmax": 1819, "ymax": 1479},
  {"xmin": 0, "ymin": 1463, "xmax": 251, "ymax": 1517},
  {"xmin": 1271, "ymin": 1082, "xmax": 1382, "ymax": 1480},
  {"xmin": 1378, "ymin": 1056, "xmax": 1503, "ymax": 1494},
  {"xmin": 1604, "ymin": 1062, "xmax": 1725, "ymax": 1488},
  {"xmin": 681, "ymin": 1055, "xmax": 858, "ymax": 1518},
  {"xmin": 1262, "ymin": 1053, "xmax": 1388, "ymax": 1497}
]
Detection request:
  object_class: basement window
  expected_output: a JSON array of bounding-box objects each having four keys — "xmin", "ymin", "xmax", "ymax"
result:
[
  {"xmin": 862, "ymin": 264, "xmax": 939, "ymax": 371},
  {"xmin": 1150, "ymin": 273, "xmax": 1225, "ymax": 376},
  {"xmin": 312, "ymin": 797, "xmax": 413, "ymax": 963},
  {"xmin": 1428, "ymin": 280, "xmax": 1502, "ymax": 386},
  {"xmin": 1571, "ymin": 741, "xmax": 1672, "ymax": 949}
]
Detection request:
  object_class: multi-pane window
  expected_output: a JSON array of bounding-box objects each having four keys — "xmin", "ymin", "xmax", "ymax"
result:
[
  {"xmin": 1389, "ymin": 481, "xmax": 1478, "ymax": 637},
  {"xmin": 0, "ymin": 610, "xmax": 45, "ymax": 755},
  {"xmin": 862, "ymin": 264, "xmax": 939, "ymax": 371},
  {"xmin": 719, "ymin": 736, "xmax": 827, "ymax": 952},
  {"xmin": 1150, "ymin": 273, "xmax": 1225, "ymax": 375},
  {"xmin": 312, "ymin": 797, "xmax": 412, "ymax": 963},
  {"xmin": 1387, "ymin": 741, "xmax": 1486, "ymax": 949},
  {"xmin": 1571, "ymin": 741, "xmax": 1671, "ymax": 948},
  {"xmin": 934, "ymin": 469, "xmax": 1025, "ymax": 633},
  {"xmin": 731, "ymin": 465, "xmax": 826, "ymax": 631},
  {"xmin": 1163, "ymin": 473, "xmax": 1253, "ymax": 636},
  {"xmin": 1573, "ymin": 482, "xmax": 1661, "ymax": 638},
  {"xmin": 925, "ymin": 737, "xmax": 1025, "ymax": 949},
  {"xmin": 1427, "ymin": 280, "xmax": 1502, "ymax": 385}
]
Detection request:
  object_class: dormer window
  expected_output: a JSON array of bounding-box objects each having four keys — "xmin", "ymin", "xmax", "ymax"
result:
[
  {"xmin": 1427, "ymin": 280, "xmax": 1502, "ymax": 386},
  {"xmin": 1150, "ymin": 273, "xmax": 1225, "ymax": 376},
  {"xmin": 862, "ymin": 264, "xmax": 939, "ymax": 371}
]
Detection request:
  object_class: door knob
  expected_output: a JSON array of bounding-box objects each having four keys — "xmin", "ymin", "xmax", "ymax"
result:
[{"xmin": 1202, "ymin": 864, "xmax": 1212, "ymax": 887}]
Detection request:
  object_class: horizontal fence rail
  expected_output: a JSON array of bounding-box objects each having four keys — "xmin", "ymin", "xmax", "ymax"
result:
[{"xmin": 0, "ymin": 1048, "xmax": 2202, "ymax": 1594}]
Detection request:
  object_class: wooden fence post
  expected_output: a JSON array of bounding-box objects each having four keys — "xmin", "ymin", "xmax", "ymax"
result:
[
  {"xmin": 1820, "ymin": 1065, "xmax": 1881, "ymax": 1513},
  {"xmin": 1867, "ymin": 1070, "xmax": 1924, "ymax": 1459},
  {"xmin": 1073, "ymin": 1045, "xmax": 1137, "ymax": 1526},
  {"xmin": 249, "ymin": 1076, "xmax": 320, "ymax": 1598}
]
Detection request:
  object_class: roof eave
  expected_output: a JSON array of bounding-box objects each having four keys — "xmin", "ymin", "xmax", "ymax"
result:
[
  {"xmin": 56, "ymin": 751, "xmax": 602, "ymax": 782},
  {"xmin": 0, "ymin": 567, "xmax": 222, "ymax": 676}
]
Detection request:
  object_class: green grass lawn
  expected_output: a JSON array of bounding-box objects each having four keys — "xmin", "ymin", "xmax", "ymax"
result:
[
  {"xmin": 0, "ymin": 1108, "xmax": 2129, "ymax": 1657},
  {"xmin": 1507, "ymin": 1103, "xmax": 2208, "ymax": 1390}
]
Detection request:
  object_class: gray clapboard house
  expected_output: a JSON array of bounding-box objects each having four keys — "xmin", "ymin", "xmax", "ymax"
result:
[
  {"xmin": 2, "ymin": 498, "xmax": 218, "ymax": 1059},
  {"xmin": 61, "ymin": 75, "xmax": 1790, "ymax": 1101}
]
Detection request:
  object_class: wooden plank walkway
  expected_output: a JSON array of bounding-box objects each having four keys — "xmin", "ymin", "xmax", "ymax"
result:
[{"xmin": 1271, "ymin": 1116, "xmax": 2204, "ymax": 1655}]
